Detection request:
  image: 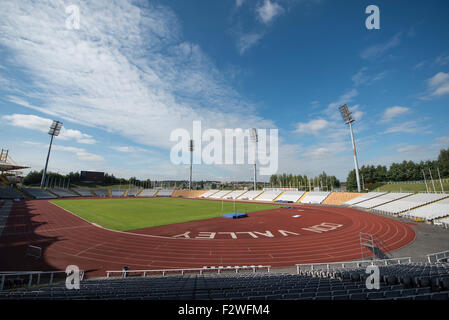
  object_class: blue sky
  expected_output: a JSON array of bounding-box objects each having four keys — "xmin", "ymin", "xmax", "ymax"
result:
[{"xmin": 1, "ymin": 0, "xmax": 449, "ymax": 181}]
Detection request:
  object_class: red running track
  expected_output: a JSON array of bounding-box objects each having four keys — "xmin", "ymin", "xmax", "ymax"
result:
[{"xmin": 0, "ymin": 199, "xmax": 415, "ymax": 278}]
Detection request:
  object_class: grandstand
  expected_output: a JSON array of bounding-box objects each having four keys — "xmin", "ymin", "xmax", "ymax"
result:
[
  {"xmin": 156, "ymin": 189, "xmax": 174, "ymax": 197},
  {"xmin": 354, "ymin": 193, "xmax": 412, "ymax": 209},
  {"xmin": 137, "ymin": 189, "xmax": 158, "ymax": 197},
  {"xmin": 300, "ymin": 191, "xmax": 331, "ymax": 204},
  {"xmin": 238, "ymin": 190, "xmax": 264, "ymax": 200},
  {"xmin": 200, "ymin": 190, "xmax": 219, "ymax": 198},
  {"xmin": 209, "ymin": 190, "xmax": 232, "ymax": 199},
  {"xmin": 72, "ymin": 188, "xmax": 94, "ymax": 197},
  {"xmin": 171, "ymin": 190, "xmax": 207, "ymax": 198},
  {"xmin": 92, "ymin": 188, "xmax": 109, "ymax": 197},
  {"xmin": 0, "ymin": 186, "xmax": 24, "ymax": 199},
  {"xmin": 255, "ymin": 190, "xmax": 283, "ymax": 202},
  {"xmin": 21, "ymin": 187, "xmax": 56, "ymax": 199},
  {"xmin": 126, "ymin": 189, "xmax": 142, "ymax": 197},
  {"xmin": 222, "ymin": 190, "xmax": 247, "ymax": 199},
  {"xmin": 403, "ymin": 198, "xmax": 449, "ymax": 221},
  {"xmin": 48, "ymin": 188, "xmax": 78, "ymax": 198},
  {"xmin": 373, "ymin": 193, "xmax": 449, "ymax": 215},
  {"xmin": 110, "ymin": 189, "xmax": 125, "ymax": 197},
  {"xmin": 343, "ymin": 192, "xmax": 386, "ymax": 206},
  {"xmin": 275, "ymin": 190, "xmax": 305, "ymax": 203},
  {"xmin": 322, "ymin": 192, "xmax": 363, "ymax": 206}
]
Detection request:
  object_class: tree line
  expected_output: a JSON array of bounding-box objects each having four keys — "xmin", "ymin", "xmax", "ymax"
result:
[
  {"xmin": 269, "ymin": 172, "xmax": 341, "ymax": 191},
  {"xmin": 346, "ymin": 147, "xmax": 449, "ymax": 191}
]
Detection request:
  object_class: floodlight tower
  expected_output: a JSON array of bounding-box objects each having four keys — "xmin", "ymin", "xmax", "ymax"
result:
[
  {"xmin": 189, "ymin": 139, "xmax": 194, "ymax": 190},
  {"xmin": 250, "ymin": 128, "xmax": 258, "ymax": 191},
  {"xmin": 339, "ymin": 104, "xmax": 361, "ymax": 193},
  {"xmin": 40, "ymin": 120, "xmax": 63, "ymax": 189}
]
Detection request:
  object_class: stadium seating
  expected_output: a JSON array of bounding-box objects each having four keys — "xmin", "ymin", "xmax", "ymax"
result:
[
  {"xmin": 21, "ymin": 188, "xmax": 57, "ymax": 199},
  {"xmin": 0, "ymin": 187, "xmax": 24, "ymax": 199},
  {"xmin": 137, "ymin": 189, "xmax": 158, "ymax": 197},
  {"xmin": 110, "ymin": 189, "xmax": 125, "ymax": 197},
  {"xmin": 200, "ymin": 190, "xmax": 220, "ymax": 198},
  {"xmin": 255, "ymin": 190, "xmax": 283, "ymax": 202},
  {"xmin": 275, "ymin": 191, "xmax": 305, "ymax": 203},
  {"xmin": 92, "ymin": 188, "xmax": 109, "ymax": 197},
  {"xmin": 403, "ymin": 198, "xmax": 449, "ymax": 221},
  {"xmin": 321, "ymin": 192, "xmax": 364, "ymax": 206},
  {"xmin": 72, "ymin": 188, "xmax": 94, "ymax": 197},
  {"xmin": 439, "ymin": 217, "xmax": 449, "ymax": 228},
  {"xmin": 238, "ymin": 190, "xmax": 264, "ymax": 200},
  {"xmin": 373, "ymin": 193, "xmax": 449, "ymax": 215},
  {"xmin": 343, "ymin": 192, "xmax": 386, "ymax": 206},
  {"xmin": 355, "ymin": 193, "xmax": 412, "ymax": 209},
  {"xmin": 156, "ymin": 189, "xmax": 174, "ymax": 197},
  {"xmin": 1, "ymin": 264, "xmax": 448, "ymax": 300},
  {"xmin": 48, "ymin": 188, "xmax": 79, "ymax": 198},
  {"xmin": 209, "ymin": 190, "xmax": 233, "ymax": 199},
  {"xmin": 171, "ymin": 190, "xmax": 207, "ymax": 198},
  {"xmin": 223, "ymin": 190, "xmax": 248, "ymax": 199},
  {"xmin": 300, "ymin": 192, "xmax": 331, "ymax": 204}
]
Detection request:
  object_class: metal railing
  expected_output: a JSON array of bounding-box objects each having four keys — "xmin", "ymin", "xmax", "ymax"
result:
[
  {"xmin": 427, "ymin": 250, "xmax": 449, "ymax": 263},
  {"xmin": 0, "ymin": 270, "xmax": 84, "ymax": 291},
  {"xmin": 296, "ymin": 257, "xmax": 412, "ymax": 274},
  {"xmin": 106, "ymin": 265, "xmax": 271, "ymax": 278}
]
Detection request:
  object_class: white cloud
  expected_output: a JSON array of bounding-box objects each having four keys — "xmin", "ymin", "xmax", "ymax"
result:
[
  {"xmin": 436, "ymin": 54, "xmax": 449, "ymax": 66},
  {"xmin": 360, "ymin": 33, "xmax": 402, "ymax": 60},
  {"xmin": 53, "ymin": 145, "xmax": 104, "ymax": 162},
  {"xmin": 236, "ymin": 32, "xmax": 264, "ymax": 55},
  {"xmin": 352, "ymin": 67, "xmax": 387, "ymax": 86},
  {"xmin": 425, "ymin": 72, "xmax": 449, "ymax": 98},
  {"xmin": 381, "ymin": 106, "xmax": 410, "ymax": 122},
  {"xmin": 0, "ymin": 1, "xmax": 275, "ymax": 154},
  {"xmin": 110, "ymin": 146, "xmax": 148, "ymax": 153},
  {"xmin": 295, "ymin": 119, "xmax": 330, "ymax": 135},
  {"xmin": 436, "ymin": 136, "xmax": 449, "ymax": 145},
  {"xmin": 397, "ymin": 145, "xmax": 421, "ymax": 153},
  {"xmin": 383, "ymin": 120, "xmax": 431, "ymax": 135},
  {"xmin": 236, "ymin": 0, "xmax": 245, "ymax": 7},
  {"xmin": 2, "ymin": 113, "xmax": 96, "ymax": 144},
  {"xmin": 256, "ymin": 0, "xmax": 284, "ymax": 24}
]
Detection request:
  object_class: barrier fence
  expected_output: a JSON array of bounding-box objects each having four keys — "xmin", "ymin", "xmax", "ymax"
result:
[
  {"xmin": 106, "ymin": 265, "xmax": 272, "ymax": 278},
  {"xmin": 427, "ymin": 250, "xmax": 449, "ymax": 263},
  {"xmin": 0, "ymin": 270, "xmax": 85, "ymax": 291},
  {"xmin": 295, "ymin": 257, "xmax": 412, "ymax": 274}
]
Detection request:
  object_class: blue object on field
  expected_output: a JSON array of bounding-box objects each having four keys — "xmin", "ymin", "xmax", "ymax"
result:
[
  {"xmin": 222, "ymin": 212, "xmax": 248, "ymax": 219},
  {"xmin": 281, "ymin": 206, "xmax": 294, "ymax": 209}
]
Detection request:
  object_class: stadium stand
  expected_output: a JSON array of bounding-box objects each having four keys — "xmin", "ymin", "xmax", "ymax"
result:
[
  {"xmin": 1, "ymin": 264, "xmax": 448, "ymax": 300},
  {"xmin": 275, "ymin": 191, "xmax": 305, "ymax": 203},
  {"xmin": 343, "ymin": 192, "xmax": 386, "ymax": 206},
  {"xmin": 92, "ymin": 188, "xmax": 109, "ymax": 197},
  {"xmin": 355, "ymin": 193, "xmax": 412, "ymax": 209},
  {"xmin": 72, "ymin": 188, "xmax": 94, "ymax": 197},
  {"xmin": 322, "ymin": 192, "xmax": 363, "ymax": 206},
  {"xmin": 110, "ymin": 189, "xmax": 125, "ymax": 197},
  {"xmin": 209, "ymin": 190, "xmax": 233, "ymax": 199},
  {"xmin": 255, "ymin": 190, "xmax": 283, "ymax": 202},
  {"xmin": 403, "ymin": 198, "xmax": 449, "ymax": 221},
  {"xmin": 0, "ymin": 186, "xmax": 24, "ymax": 199},
  {"xmin": 439, "ymin": 217, "xmax": 449, "ymax": 228},
  {"xmin": 48, "ymin": 188, "xmax": 79, "ymax": 198},
  {"xmin": 137, "ymin": 189, "xmax": 158, "ymax": 197},
  {"xmin": 223, "ymin": 190, "xmax": 247, "ymax": 199},
  {"xmin": 126, "ymin": 189, "xmax": 142, "ymax": 197},
  {"xmin": 156, "ymin": 189, "xmax": 174, "ymax": 197},
  {"xmin": 200, "ymin": 190, "xmax": 220, "ymax": 198},
  {"xmin": 21, "ymin": 188, "xmax": 57, "ymax": 199},
  {"xmin": 238, "ymin": 190, "xmax": 264, "ymax": 200},
  {"xmin": 300, "ymin": 192, "xmax": 331, "ymax": 204},
  {"xmin": 171, "ymin": 190, "xmax": 207, "ymax": 198},
  {"xmin": 373, "ymin": 193, "xmax": 449, "ymax": 215}
]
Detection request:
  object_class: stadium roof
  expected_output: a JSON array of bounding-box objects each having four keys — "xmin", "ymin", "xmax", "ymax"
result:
[{"xmin": 0, "ymin": 149, "xmax": 30, "ymax": 173}]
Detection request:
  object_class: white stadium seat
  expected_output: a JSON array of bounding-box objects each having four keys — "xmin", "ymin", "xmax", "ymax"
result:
[
  {"xmin": 255, "ymin": 190, "xmax": 283, "ymax": 201},
  {"xmin": 238, "ymin": 190, "xmax": 264, "ymax": 200},
  {"xmin": 209, "ymin": 190, "xmax": 233, "ymax": 199},
  {"xmin": 138, "ymin": 189, "xmax": 158, "ymax": 197},
  {"xmin": 404, "ymin": 198, "xmax": 449, "ymax": 220},
  {"xmin": 355, "ymin": 193, "xmax": 412, "ymax": 209},
  {"xmin": 373, "ymin": 193, "xmax": 449, "ymax": 215},
  {"xmin": 300, "ymin": 192, "xmax": 331, "ymax": 204},
  {"xmin": 343, "ymin": 192, "xmax": 386, "ymax": 205},
  {"xmin": 200, "ymin": 190, "xmax": 220, "ymax": 198},
  {"xmin": 275, "ymin": 191, "xmax": 305, "ymax": 203},
  {"xmin": 223, "ymin": 190, "xmax": 248, "ymax": 199}
]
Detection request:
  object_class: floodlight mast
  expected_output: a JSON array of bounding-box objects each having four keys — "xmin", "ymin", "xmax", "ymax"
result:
[
  {"xmin": 189, "ymin": 139, "xmax": 194, "ymax": 190},
  {"xmin": 250, "ymin": 128, "xmax": 258, "ymax": 191},
  {"xmin": 339, "ymin": 104, "xmax": 361, "ymax": 193},
  {"xmin": 40, "ymin": 120, "xmax": 63, "ymax": 189}
]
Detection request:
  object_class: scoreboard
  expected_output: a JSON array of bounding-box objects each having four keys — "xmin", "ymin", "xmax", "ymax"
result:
[{"xmin": 80, "ymin": 171, "xmax": 104, "ymax": 183}]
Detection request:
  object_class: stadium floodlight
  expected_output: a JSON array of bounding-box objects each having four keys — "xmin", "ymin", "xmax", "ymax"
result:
[
  {"xmin": 189, "ymin": 139, "xmax": 194, "ymax": 190},
  {"xmin": 339, "ymin": 104, "xmax": 361, "ymax": 193},
  {"xmin": 40, "ymin": 120, "xmax": 63, "ymax": 189},
  {"xmin": 250, "ymin": 128, "xmax": 258, "ymax": 191}
]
